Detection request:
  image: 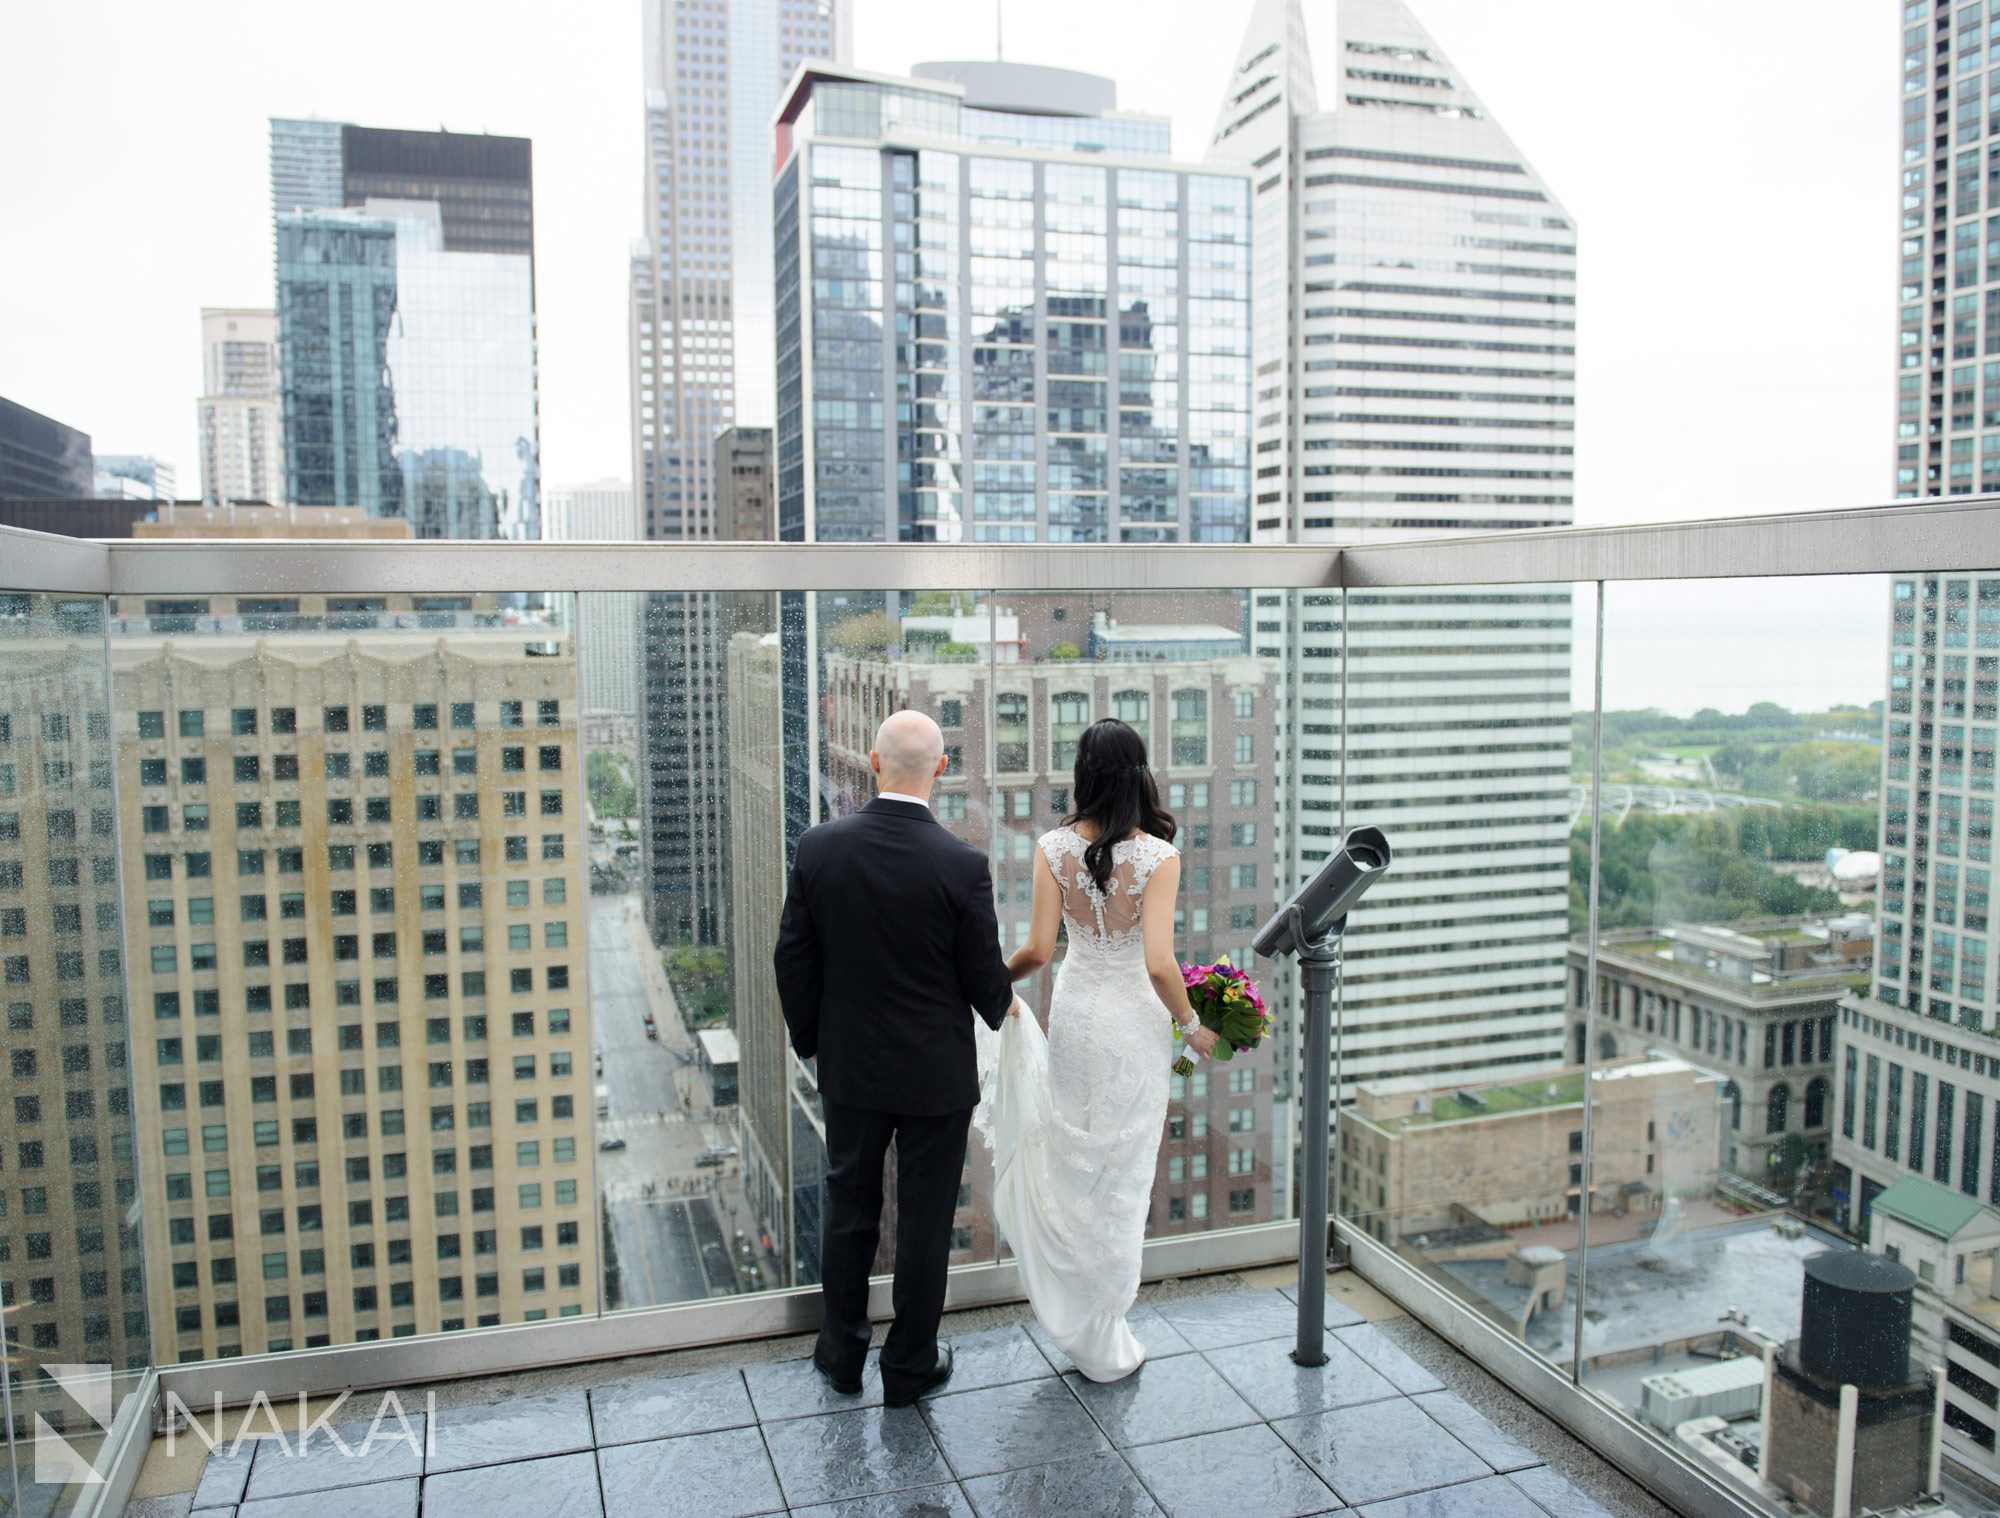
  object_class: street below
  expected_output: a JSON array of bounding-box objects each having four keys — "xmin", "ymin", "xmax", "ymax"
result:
[{"xmin": 588, "ymin": 892, "xmax": 763, "ymax": 1304}]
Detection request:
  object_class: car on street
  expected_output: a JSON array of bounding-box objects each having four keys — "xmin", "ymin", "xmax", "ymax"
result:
[
  {"xmin": 598, "ymin": 1137, "xmax": 628, "ymax": 1152},
  {"xmin": 643, "ymin": 1014, "xmax": 658, "ymax": 1040},
  {"xmin": 695, "ymin": 1144, "xmax": 738, "ymax": 1168}
]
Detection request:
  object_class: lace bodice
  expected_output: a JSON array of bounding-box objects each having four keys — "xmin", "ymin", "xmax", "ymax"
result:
[{"xmin": 1037, "ymin": 826, "xmax": 1177, "ymax": 953}]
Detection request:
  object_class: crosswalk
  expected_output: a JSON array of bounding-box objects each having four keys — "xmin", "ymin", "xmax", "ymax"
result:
[
  {"xmin": 602, "ymin": 1178, "xmax": 719, "ymax": 1205},
  {"xmin": 597, "ymin": 1111, "xmax": 698, "ymax": 1137}
]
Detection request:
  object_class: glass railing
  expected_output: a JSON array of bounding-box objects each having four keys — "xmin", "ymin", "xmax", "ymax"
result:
[
  {"xmin": 1, "ymin": 591, "xmax": 153, "ymax": 1518},
  {"xmin": 1, "ymin": 516, "xmax": 1994, "ymax": 1517}
]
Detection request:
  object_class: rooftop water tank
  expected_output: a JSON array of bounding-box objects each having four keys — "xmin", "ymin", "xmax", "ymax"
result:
[{"xmin": 1798, "ymin": 1249, "xmax": 1914, "ymax": 1388}]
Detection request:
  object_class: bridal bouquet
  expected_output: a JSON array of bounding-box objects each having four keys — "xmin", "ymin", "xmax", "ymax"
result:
[{"xmin": 1171, "ymin": 958, "xmax": 1271, "ymax": 1076}]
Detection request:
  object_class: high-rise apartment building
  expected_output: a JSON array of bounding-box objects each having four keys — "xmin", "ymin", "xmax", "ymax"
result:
[
  {"xmin": 270, "ymin": 122, "xmax": 538, "ymax": 539},
  {"xmin": 1207, "ymin": 0, "xmax": 1578, "ymax": 1099},
  {"xmin": 544, "ymin": 480, "xmax": 640, "ymax": 719},
  {"xmin": 1833, "ymin": 1, "xmax": 2000, "ymax": 1240},
  {"xmin": 1879, "ymin": 0, "xmax": 2000, "ymax": 1046},
  {"xmin": 94, "ymin": 455, "xmax": 177, "ymax": 501},
  {"xmin": 106, "ymin": 511, "xmax": 596, "ymax": 1361},
  {"xmin": 269, "ymin": 118, "xmax": 343, "ymax": 230},
  {"xmin": 773, "ymin": 60, "xmax": 1251, "ymax": 546},
  {"xmin": 0, "ymin": 595, "xmax": 153, "ymax": 1404},
  {"xmin": 198, "ymin": 308, "xmax": 285, "ymax": 506},
  {"xmin": 0, "ymin": 396, "xmax": 93, "ymax": 499},
  {"xmin": 770, "ymin": 54, "xmax": 1254, "ymax": 873}
]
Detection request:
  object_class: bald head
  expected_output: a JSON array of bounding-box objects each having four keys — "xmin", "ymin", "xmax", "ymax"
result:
[{"xmin": 871, "ymin": 710, "xmax": 947, "ymax": 799}]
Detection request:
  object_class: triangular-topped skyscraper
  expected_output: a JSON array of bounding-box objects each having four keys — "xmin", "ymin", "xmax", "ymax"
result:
[
  {"xmin": 1209, "ymin": 0, "xmax": 1574, "ymax": 544},
  {"xmin": 1209, "ymin": 0, "xmax": 1580, "ymax": 1117},
  {"xmin": 1211, "ymin": 0, "xmax": 1318, "ymax": 150}
]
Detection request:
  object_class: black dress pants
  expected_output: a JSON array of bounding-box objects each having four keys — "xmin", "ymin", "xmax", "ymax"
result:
[{"xmin": 815, "ymin": 1097, "xmax": 972, "ymax": 1401}]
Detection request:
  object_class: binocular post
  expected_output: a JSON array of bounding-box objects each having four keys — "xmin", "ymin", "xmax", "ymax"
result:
[{"xmin": 1290, "ymin": 908, "xmax": 1345, "ymax": 1368}]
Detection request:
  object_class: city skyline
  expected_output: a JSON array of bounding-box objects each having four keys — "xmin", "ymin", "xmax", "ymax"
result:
[
  {"xmin": 0, "ymin": 1, "xmax": 1893, "ymax": 529},
  {"xmin": 0, "ymin": 2, "xmax": 1906, "ymax": 721},
  {"xmin": 3, "ymin": 6, "xmax": 1991, "ymax": 1506}
]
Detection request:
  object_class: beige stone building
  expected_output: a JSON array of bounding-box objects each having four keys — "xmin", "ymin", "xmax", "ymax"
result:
[
  {"xmin": 712, "ymin": 427, "xmax": 773, "ymax": 543},
  {"xmin": 1568, "ymin": 917, "xmax": 1870, "ymax": 1181},
  {"xmin": 103, "ymin": 512, "xmax": 596, "ymax": 1361},
  {"xmin": 130, "ymin": 503, "xmax": 405, "ymax": 540},
  {"xmin": 1340, "ymin": 1056, "xmax": 1723, "ymax": 1245},
  {"xmin": 726, "ymin": 630, "xmax": 796, "ymax": 1278}
]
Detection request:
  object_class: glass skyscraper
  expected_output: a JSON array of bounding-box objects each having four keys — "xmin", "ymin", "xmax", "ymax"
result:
[
  {"xmin": 773, "ymin": 62, "xmax": 1252, "ymax": 544},
  {"xmin": 269, "ymin": 122, "xmax": 539, "ymax": 541},
  {"xmin": 1883, "ymin": 0, "xmax": 2000, "ymax": 1028},
  {"xmin": 0, "ymin": 395, "xmax": 93, "ymax": 500},
  {"xmin": 1208, "ymin": 0, "xmax": 1579, "ymax": 1098},
  {"xmin": 1834, "ymin": 1, "xmax": 2000, "ymax": 1321}
]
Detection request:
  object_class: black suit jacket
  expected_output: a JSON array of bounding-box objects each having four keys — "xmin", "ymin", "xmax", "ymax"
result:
[{"xmin": 773, "ymin": 797, "xmax": 1014, "ymax": 1115}]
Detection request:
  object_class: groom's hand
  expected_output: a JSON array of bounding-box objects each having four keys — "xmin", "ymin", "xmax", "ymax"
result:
[{"xmin": 1005, "ymin": 996, "xmax": 1025, "ymax": 1019}]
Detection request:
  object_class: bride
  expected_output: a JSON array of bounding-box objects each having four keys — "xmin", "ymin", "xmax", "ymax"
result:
[{"xmin": 981, "ymin": 716, "xmax": 1220, "ymax": 1383}]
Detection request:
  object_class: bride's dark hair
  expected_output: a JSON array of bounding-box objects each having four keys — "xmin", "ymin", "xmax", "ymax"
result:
[{"xmin": 1064, "ymin": 717, "xmax": 1176, "ymax": 894}]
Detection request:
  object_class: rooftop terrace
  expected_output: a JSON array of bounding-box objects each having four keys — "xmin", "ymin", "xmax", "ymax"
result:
[
  {"xmin": 4, "ymin": 499, "xmax": 1994, "ymax": 1518},
  {"xmin": 124, "ymin": 1270, "xmax": 1672, "ymax": 1518},
  {"xmin": 1365, "ymin": 1072, "xmax": 1590, "ymax": 1132}
]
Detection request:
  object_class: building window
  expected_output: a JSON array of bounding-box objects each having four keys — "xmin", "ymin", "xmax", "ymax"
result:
[
  {"xmin": 1766, "ymin": 1083, "xmax": 1790, "ymax": 1134},
  {"xmin": 1805, "ymin": 1076, "xmax": 1829, "ymax": 1130},
  {"xmin": 1050, "ymin": 692, "xmax": 1090, "ymax": 770},
  {"xmin": 1171, "ymin": 690, "xmax": 1208, "ymax": 766}
]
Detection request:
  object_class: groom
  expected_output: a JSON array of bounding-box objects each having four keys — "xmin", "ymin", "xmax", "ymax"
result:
[{"xmin": 773, "ymin": 709, "xmax": 1015, "ymax": 1405}]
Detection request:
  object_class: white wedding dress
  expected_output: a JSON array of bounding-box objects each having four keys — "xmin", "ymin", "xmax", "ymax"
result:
[{"xmin": 975, "ymin": 825, "xmax": 1177, "ymax": 1382}]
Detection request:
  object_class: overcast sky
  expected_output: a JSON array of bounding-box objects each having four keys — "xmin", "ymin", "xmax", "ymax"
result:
[{"xmin": 0, "ymin": 1, "xmax": 1900, "ymax": 713}]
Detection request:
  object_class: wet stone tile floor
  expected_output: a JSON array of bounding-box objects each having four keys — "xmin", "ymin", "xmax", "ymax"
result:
[{"xmin": 126, "ymin": 1271, "xmax": 1679, "ymax": 1518}]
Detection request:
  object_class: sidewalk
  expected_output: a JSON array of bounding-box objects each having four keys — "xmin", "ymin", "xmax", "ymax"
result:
[{"xmin": 622, "ymin": 898, "xmax": 688, "ymax": 1045}]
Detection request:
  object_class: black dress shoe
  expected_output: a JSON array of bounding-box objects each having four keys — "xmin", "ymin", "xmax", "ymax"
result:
[
  {"xmin": 811, "ymin": 1350, "xmax": 862, "ymax": 1396},
  {"xmin": 883, "ymin": 1342, "xmax": 953, "ymax": 1408}
]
